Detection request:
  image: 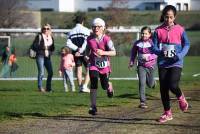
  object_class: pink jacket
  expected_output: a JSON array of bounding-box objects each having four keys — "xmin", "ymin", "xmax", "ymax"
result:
[{"xmin": 59, "ymin": 54, "xmax": 75, "ymax": 71}]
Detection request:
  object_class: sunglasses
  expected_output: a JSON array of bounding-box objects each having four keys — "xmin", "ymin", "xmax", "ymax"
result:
[
  {"xmin": 43, "ymin": 28, "xmax": 50, "ymax": 30},
  {"xmin": 92, "ymin": 26, "xmax": 102, "ymax": 29}
]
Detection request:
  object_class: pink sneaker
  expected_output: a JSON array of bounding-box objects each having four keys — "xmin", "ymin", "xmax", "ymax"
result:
[
  {"xmin": 178, "ymin": 95, "xmax": 188, "ymax": 112},
  {"xmin": 158, "ymin": 110, "xmax": 173, "ymax": 123}
]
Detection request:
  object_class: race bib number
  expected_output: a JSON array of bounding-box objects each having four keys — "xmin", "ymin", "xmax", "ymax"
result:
[
  {"xmin": 160, "ymin": 43, "xmax": 176, "ymax": 58},
  {"xmin": 138, "ymin": 54, "xmax": 150, "ymax": 62},
  {"xmin": 95, "ymin": 57, "xmax": 108, "ymax": 68}
]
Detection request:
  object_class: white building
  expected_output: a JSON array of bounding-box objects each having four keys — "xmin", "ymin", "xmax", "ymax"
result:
[{"xmin": 27, "ymin": 0, "xmax": 199, "ymax": 12}]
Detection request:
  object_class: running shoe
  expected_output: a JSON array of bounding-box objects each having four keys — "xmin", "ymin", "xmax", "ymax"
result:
[
  {"xmin": 178, "ymin": 95, "xmax": 189, "ymax": 112},
  {"xmin": 158, "ymin": 110, "xmax": 173, "ymax": 123},
  {"xmin": 138, "ymin": 102, "xmax": 148, "ymax": 109},
  {"xmin": 88, "ymin": 106, "xmax": 97, "ymax": 115}
]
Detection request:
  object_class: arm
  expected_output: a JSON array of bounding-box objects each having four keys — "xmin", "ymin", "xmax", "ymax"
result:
[
  {"xmin": 177, "ymin": 31, "xmax": 190, "ymax": 60},
  {"xmin": 151, "ymin": 32, "xmax": 163, "ymax": 56},
  {"xmin": 96, "ymin": 40, "xmax": 116, "ymax": 56},
  {"xmin": 79, "ymin": 31, "xmax": 91, "ymax": 53},
  {"xmin": 129, "ymin": 43, "xmax": 137, "ymax": 65},
  {"xmin": 66, "ymin": 34, "xmax": 78, "ymax": 51}
]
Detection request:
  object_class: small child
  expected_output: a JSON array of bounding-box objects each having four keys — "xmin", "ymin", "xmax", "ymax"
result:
[
  {"xmin": 86, "ymin": 18, "xmax": 116, "ymax": 115},
  {"xmin": 128, "ymin": 26, "xmax": 157, "ymax": 109},
  {"xmin": 9, "ymin": 49, "xmax": 18, "ymax": 77},
  {"xmin": 59, "ymin": 47, "xmax": 75, "ymax": 92}
]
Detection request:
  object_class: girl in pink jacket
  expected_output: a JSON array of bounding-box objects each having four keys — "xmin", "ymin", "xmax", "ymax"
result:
[{"xmin": 59, "ymin": 47, "xmax": 75, "ymax": 92}]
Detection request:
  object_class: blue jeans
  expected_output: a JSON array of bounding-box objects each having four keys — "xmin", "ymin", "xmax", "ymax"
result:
[{"xmin": 36, "ymin": 56, "xmax": 53, "ymax": 91}]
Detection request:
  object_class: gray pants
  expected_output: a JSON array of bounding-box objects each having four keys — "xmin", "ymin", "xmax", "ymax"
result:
[
  {"xmin": 137, "ymin": 66, "xmax": 156, "ymax": 103},
  {"xmin": 63, "ymin": 69, "xmax": 75, "ymax": 91}
]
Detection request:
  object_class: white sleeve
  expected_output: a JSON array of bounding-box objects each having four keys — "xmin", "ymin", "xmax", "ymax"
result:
[
  {"xmin": 79, "ymin": 40, "xmax": 87, "ymax": 53},
  {"xmin": 79, "ymin": 28, "xmax": 90, "ymax": 53},
  {"xmin": 107, "ymin": 40, "xmax": 115, "ymax": 51},
  {"xmin": 66, "ymin": 38, "xmax": 78, "ymax": 51}
]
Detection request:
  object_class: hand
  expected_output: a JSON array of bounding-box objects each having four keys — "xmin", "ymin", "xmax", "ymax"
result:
[
  {"xmin": 59, "ymin": 71, "xmax": 62, "ymax": 77},
  {"xmin": 84, "ymin": 56, "xmax": 89, "ymax": 62},
  {"xmin": 166, "ymin": 55, "xmax": 179, "ymax": 64},
  {"xmin": 142, "ymin": 55, "xmax": 149, "ymax": 61},
  {"xmin": 96, "ymin": 49, "xmax": 104, "ymax": 56},
  {"xmin": 128, "ymin": 63, "xmax": 134, "ymax": 70},
  {"xmin": 75, "ymin": 52, "xmax": 81, "ymax": 57}
]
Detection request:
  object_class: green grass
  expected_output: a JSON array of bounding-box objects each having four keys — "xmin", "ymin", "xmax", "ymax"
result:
[
  {"xmin": 0, "ymin": 78, "xmax": 199, "ymax": 121},
  {"xmin": 0, "ymin": 56, "xmax": 199, "ymax": 80},
  {"xmin": 0, "ymin": 80, "xmax": 137, "ymax": 121}
]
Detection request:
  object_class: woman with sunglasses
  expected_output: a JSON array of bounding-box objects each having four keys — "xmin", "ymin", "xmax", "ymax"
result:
[{"xmin": 32, "ymin": 23, "xmax": 55, "ymax": 92}]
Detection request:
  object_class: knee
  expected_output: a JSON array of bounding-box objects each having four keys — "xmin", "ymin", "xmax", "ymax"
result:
[
  {"xmin": 169, "ymin": 83, "xmax": 178, "ymax": 90},
  {"xmin": 90, "ymin": 77, "xmax": 98, "ymax": 89}
]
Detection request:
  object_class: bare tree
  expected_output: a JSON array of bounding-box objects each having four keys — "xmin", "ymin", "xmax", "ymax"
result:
[
  {"xmin": 0, "ymin": 0, "xmax": 36, "ymax": 28},
  {"xmin": 106, "ymin": 0, "xmax": 130, "ymax": 27}
]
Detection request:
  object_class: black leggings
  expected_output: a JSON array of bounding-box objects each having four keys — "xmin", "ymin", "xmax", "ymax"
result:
[{"xmin": 159, "ymin": 67, "xmax": 182, "ymax": 111}]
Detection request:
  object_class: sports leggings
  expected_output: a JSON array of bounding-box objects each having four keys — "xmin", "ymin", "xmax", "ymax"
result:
[{"xmin": 158, "ymin": 67, "xmax": 182, "ymax": 111}]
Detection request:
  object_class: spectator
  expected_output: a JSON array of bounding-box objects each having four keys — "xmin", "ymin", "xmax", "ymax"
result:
[
  {"xmin": 32, "ymin": 23, "xmax": 55, "ymax": 92},
  {"xmin": 66, "ymin": 15, "xmax": 90, "ymax": 93}
]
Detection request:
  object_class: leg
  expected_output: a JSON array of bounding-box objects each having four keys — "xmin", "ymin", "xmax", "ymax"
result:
[
  {"xmin": 44, "ymin": 57, "xmax": 53, "ymax": 91},
  {"xmin": 88, "ymin": 70, "xmax": 99, "ymax": 115},
  {"xmin": 146, "ymin": 67, "xmax": 156, "ymax": 88},
  {"xmin": 159, "ymin": 67, "xmax": 171, "ymax": 111},
  {"xmin": 36, "ymin": 56, "xmax": 44, "ymax": 91},
  {"xmin": 74, "ymin": 57, "xmax": 83, "ymax": 91},
  {"xmin": 82, "ymin": 58, "xmax": 90, "ymax": 88},
  {"xmin": 137, "ymin": 66, "xmax": 147, "ymax": 103},
  {"xmin": 168, "ymin": 67, "xmax": 188, "ymax": 112},
  {"xmin": 63, "ymin": 70, "xmax": 69, "ymax": 92},
  {"xmin": 168, "ymin": 67, "xmax": 182, "ymax": 97},
  {"xmin": 158, "ymin": 67, "xmax": 173, "ymax": 123},
  {"xmin": 66, "ymin": 69, "xmax": 75, "ymax": 92},
  {"xmin": 99, "ymin": 73, "xmax": 113, "ymax": 98}
]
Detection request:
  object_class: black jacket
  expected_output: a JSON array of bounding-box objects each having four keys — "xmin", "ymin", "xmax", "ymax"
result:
[{"xmin": 32, "ymin": 33, "xmax": 55, "ymax": 57}]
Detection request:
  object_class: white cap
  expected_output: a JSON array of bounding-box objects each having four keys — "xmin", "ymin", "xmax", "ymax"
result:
[{"xmin": 92, "ymin": 18, "xmax": 105, "ymax": 27}]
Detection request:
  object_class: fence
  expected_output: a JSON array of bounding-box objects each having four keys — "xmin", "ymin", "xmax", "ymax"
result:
[{"xmin": 0, "ymin": 27, "xmax": 159, "ymax": 80}]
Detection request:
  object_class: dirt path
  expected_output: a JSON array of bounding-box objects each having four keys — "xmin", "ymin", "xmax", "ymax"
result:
[{"xmin": 0, "ymin": 89, "xmax": 200, "ymax": 134}]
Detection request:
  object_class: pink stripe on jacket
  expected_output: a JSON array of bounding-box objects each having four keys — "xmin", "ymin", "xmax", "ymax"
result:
[{"xmin": 130, "ymin": 39, "xmax": 157, "ymax": 68}]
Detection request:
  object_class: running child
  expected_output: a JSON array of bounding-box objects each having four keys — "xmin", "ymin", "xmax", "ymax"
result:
[
  {"xmin": 128, "ymin": 26, "xmax": 157, "ymax": 109},
  {"xmin": 85, "ymin": 18, "xmax": 116, "ymax": 115},
  {"xmin": 59, "ymin": 47, "xmax": 75, "ymax": 92},
  {"xmin": 152, "ymin": 5, "xmax": 190, "ymax": 123}
]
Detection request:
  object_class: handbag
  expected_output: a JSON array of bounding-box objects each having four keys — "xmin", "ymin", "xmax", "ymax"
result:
[
  {"xmin": 29, "ymin": 34, "xmax": 41, "ymax": 59},
  {"xmin": 29, "ymin": 48, "xmax": 36, "ymax": 59}
]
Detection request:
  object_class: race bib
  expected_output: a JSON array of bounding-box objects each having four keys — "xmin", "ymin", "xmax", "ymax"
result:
[
  {"xmin": 160, "ymin": 43, "xmax": 176, "ymax": 58},
  {"xmin": 138, "ymin": 54, "xmax": 150, "ymax": 62},
  {"xmin": 95, "ymin": 57, "xmax": 108, "ymax": 68}
]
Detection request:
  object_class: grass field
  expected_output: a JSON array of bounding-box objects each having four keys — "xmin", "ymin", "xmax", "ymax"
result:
[
  {"xmin": 0, "ymin": 78, "xmax": 199, "ymax": 122},
  {"xmin": 0, "ymin": 56, "xmax": 200, "ymax": 121},
  {"xmin": 0, "ymin": 56, "xmax": 199, "ymax": 79},
  {"xmin": 0, "ymin": 59, "xmax": 200, "ymax": 133}
]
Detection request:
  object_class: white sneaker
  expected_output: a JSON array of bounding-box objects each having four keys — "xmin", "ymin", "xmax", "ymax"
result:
[{"xmin": 81, "ymin": 85, "xmax": 90, "ymax": 93}]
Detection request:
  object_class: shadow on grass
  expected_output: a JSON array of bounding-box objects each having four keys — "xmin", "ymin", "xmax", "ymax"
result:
[
  {"xmin": 115, "ymin": 93, "xmax": 160, "ymax": 100},
  {"xmin": 5, "ymin": 112, "xmax": 200, "ymax": 128},
  {"xmin": 5, "ymin": 112, "xmax": 48, "ymax": 118}
]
